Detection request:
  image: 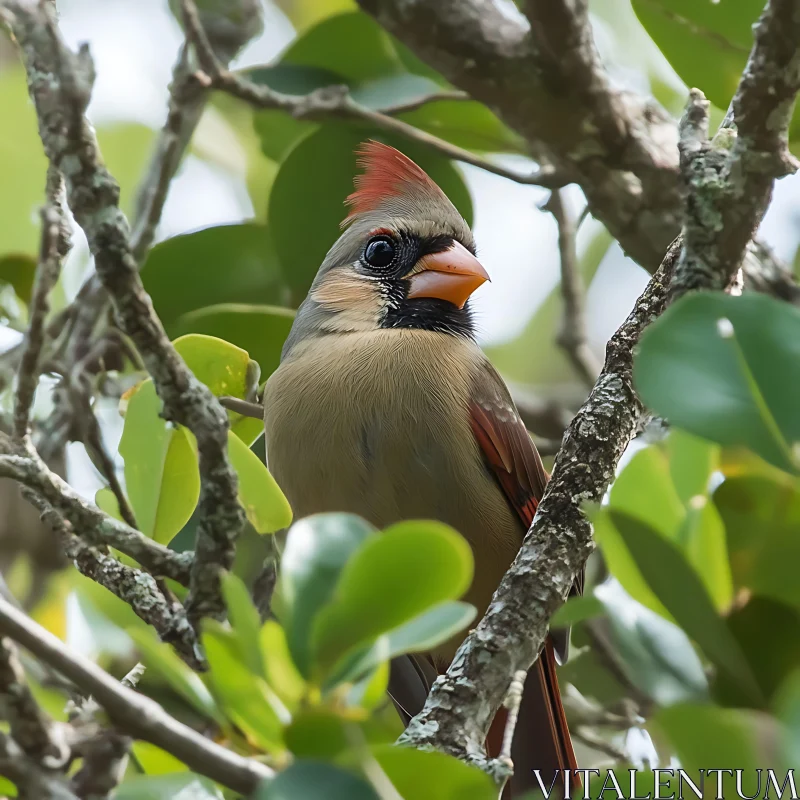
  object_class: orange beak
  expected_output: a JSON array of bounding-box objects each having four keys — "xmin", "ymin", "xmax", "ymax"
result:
[{"xmin": 407, "ymin": 240, "xmax": 490, "ymax": 309}]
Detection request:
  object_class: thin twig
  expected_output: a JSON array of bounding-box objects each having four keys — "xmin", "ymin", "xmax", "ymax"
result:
[
  {"xmin": 46, "ymin": 509, "xmax": 202, "ymax": 669},
  {"xmin": 544, "ymin": 189, "xmax": 601, "ymax": 387},
  {"xmin": 4, "ymin": 0, "xmax": 246, "ymax": 626},
  {"xmin": 0, "ymin": 446, "xmax": 192, "ymax": 585},
  {"xmin": 13, "ymin": 170, "xmax": 70, "ymax": 439},
  {"xmin": 179, "ymin": 0, "xmax": 564, "ymax": 189},
  {"xmin": 0, "ymin": 637, "xmax": 68, "ymax": 767},
  {"xmin": 0, "ymin": 596, "xmax": 274, "ymax": 795}
]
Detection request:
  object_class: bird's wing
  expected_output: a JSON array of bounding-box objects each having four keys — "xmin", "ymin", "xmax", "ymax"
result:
[{"xmin": 468, "ymin": 360, "xmax": 579, "ymax": 796}]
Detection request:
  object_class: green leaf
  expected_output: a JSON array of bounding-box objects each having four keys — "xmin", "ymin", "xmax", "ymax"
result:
[
  {"xmin": 113, "ymin": 773, "xmax": 224, "ymax": 800},
  {"xmin": 716, "ymin": 597, "xmax": 800, "ymax": 709},
  {"xmin": 371, "ymin": 745, "xmax": 497, "ymax": 800},
  {"xmin": 550, "ymin": 595, "xmax": 604, "ymax": 629},
  {"xmin": 631, "ymin": 0, "xmax": 761, "ymax": 113},
  {"xmin": 655, "ymin": 704, "xmax": 773, "ymax": 793},
  {"xmin": 119, "ymin": 382, "xmax": 200, "ymax": 544},
  {"xmin": 283, "ymin": 709, "xmax": 352, "ymax": 760},
  {"xmin": 227, "ymin": 430, "xmax": 292, "ymax": 534},
  {"xmin": 609, "ymin": 445, "xmax": 684, "ymax": 537},
  {"xmin": 312, "ymin": 521, "xmax": 474, "ymax": 677},
  {"xmin": 714, "ymin": 474, "xmax": 800, "ymax": 611},
  {"xmin": 775, "ymin": 670, "xmax": 800, "ymax": 767},
  {"xmin": 129, "ymin": 628, "xmax": 224, "ymax": 725},
  {"xmin": 333, "ymin": 601, "xmax": 476, "ymax": 686},
  {"xmin": 0, "ymin": 254, "xmax": 35, "ymax": 303},
  {"xmin": 221, "ymin": 572, "xmax": 265, "ymax": 676},
  {"xmin": 141, "ymin": 224, "xmax": 288, "ymax": 334},
  {"xmin": 607, "ymin": 511, "xmax": 761, "ymax": 704},
  {"xmin": 256, "ymin": 763, "xmax": 379, "ymax": 800},
  {"xmin": 95, "ymin": 487, "xmax": 124, "ymax": 522},
  {"xmin": 279, "ymin": 514, "xmax": 375, "ymax": 677},
  {"xmin": 131, "ymin": 742, "xmax": 188, "ymax": 776},
  {"xmin": 398, "ymin": 97, "xmax": 525, "ymax": 154},
  {"xmin": 634, "ymin": 292, "xmax": 800, "ymax": 474},
  {"xmin": 175, "ymin": 304, "xmax": 295, "ymax": 380},
  {"xmin": 595, "ymin": 580, "xmax": 708, "ymax": 706},
  {"xmin": 665, "ymin": 429, "xmax": 720, "ymax": 505},
  {"xmin": 260, "ymin": 620, "xmax": 306, "ymax": 709},
  {"xmin": 267, "ymin": 126, "xmax": 473, "ymax": 305},
  {"xmin": 173, "ymin": 332, "xmax": 263, "ymax": 445},
  {"xmin": 281, "ymin": 11, "xmax": 404, "ymax": 82},
  {"xmin": 203, "ymin": 622, "xmax": 285, "ymax": 752}
]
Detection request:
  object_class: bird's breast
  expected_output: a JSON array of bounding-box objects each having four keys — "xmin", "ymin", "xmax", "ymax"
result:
[{"xmin": 263, "ymin": 329, "xmax": 521, "ymax": 645}]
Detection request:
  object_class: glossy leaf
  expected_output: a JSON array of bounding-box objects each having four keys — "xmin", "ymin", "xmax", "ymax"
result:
[
  {"xmin": 119, "ymin": 382, "xmax": 200, "ymax": 544},
  {"xmin": 312, "ymin": 521, "xmax": 474, "ymax": 676},
  {"xmin": 173, "ymin": 333, "xmax": 263, "ymax": 445},
  {"xmin": 595, "ymin": 580, "xmax": 708, "ymax": 706},
  {"xmin": 255, "ymin": 762, "xmax": 379, "ymax": 800},
  {"xmin": 714, "ymin": 474, "xmax": 800, "ymax": 611},
  {"xmin": 279, "ymin": 514, "xmax": 375, "ymax": 676},
  {"xmin": 227, "ymin": 430, "xmax": 292, "ymax": 534},
  {"xmin": 665, "ymin": 429, "xmax": 720, "ymax": 505},
  {"xmin": 268, "ymin": 126, "xmax": 473, "ymax": 305},
  {"xmin": 634, "ymin": 292, "xmax": 800, "ymax": 474},
  {"xmin": 129, "ymin": 629, "xmax": 224, "ymax": 726},
  {"xmin": 631, "ymin": 0, "xmax": 761, "ymax": 113},
  {"xmin": 550, "ymin": 594, "xmax": 604, "ymax": 629},
  {"xmin": 608, "ymin": 511, "xmax": 761, "ymax": 704},
  {"xmin": 371, "ymin": 745, "xmax": 497, "ymax": 800},
  {"xmin": 114, "ymin": 773, "xmax": 224, "ymax": 800},
  {"xmin": 716, "ymin": 597, "xmax": 800, "ymax": 709},
  {"xmin": 141, "ymin": 224, "xmax": 288, "ymax": 334},
  {"xmin": 203, "ymin": 622, "xmax": 285, "ymax": 752},
  {"xmin": 260, "ymin": 620, "xmax": 306, "ymax": 709},
  {"xmin": 222, "ymin": 572, "xmax": 265, "ymax": 676},
  {"xmin": 175, "ymin": 304, "xmax": 295, "ymax": 380}
]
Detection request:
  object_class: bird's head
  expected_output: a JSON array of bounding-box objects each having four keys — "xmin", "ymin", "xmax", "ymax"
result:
[{"xmin": 284, "ymin": 141, "xmax": 489, "ymax": 353}]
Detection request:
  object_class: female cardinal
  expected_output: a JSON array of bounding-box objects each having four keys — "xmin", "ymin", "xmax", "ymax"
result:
[{"xmin": 263, "ymin": 141, "xmax": 577, "ymax": 796}]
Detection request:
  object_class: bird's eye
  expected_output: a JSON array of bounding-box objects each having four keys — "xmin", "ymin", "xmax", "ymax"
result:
[{"xmin": 363, "ymin": 236, "xmax": 396, "ymax": 269}]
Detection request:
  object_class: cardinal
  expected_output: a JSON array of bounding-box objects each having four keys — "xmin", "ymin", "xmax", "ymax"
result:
[{"xmin": 261, "ymin": 140, "xmax": 578, "ymax": 797}]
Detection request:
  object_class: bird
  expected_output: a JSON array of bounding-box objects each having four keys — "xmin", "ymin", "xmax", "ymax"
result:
[{"xmin": 262, "ymin": 140, "xmax": 578, "ymax": 797}]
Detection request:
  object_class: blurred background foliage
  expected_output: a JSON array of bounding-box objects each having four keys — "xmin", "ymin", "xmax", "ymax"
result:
[{"xmin": 1, "ymin": 0, "xmax": 800, "ymax": 798}]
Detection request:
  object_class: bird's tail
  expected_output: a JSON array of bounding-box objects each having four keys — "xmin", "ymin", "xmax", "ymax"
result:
[{"xmin": 489, "ymin": 638, "xmax": 578, "ymax": 799}]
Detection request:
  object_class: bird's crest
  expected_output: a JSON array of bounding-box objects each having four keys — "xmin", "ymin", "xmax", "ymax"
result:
[{"xmin": 342, "ymin": 140, "xmax": 447, "ymax": 227}]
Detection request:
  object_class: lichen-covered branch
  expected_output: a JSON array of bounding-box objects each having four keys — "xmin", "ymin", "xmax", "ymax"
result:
[
  {"xmin": 355, "ymin": 0, "xmax": 798, "ymax": 300},
  {"xmin": 399, "ymin": 0, "xmax": 800, "ymax": 775},
  {"xmin": 0, "ymin": 732, "xmax": 77, "ymax": 800},
  {"xmin": 0, "ymin": 596, "xmax": 274, "ymax": 796},
  {"xmin": 0, "ymin": 445, "xmax": 192, "ymax": 584},
  {"xmin": 0, "ymin": 637, "xmax": 68, "ymax": 767},
  {"xmin": 672, "ymin": 0, "xmax": 800, "ymax": 296},
  {"xmin": 398, "ymin": 240, "xmax": 680, "ymax": 771},
  {"xmin": 40, "ymin": 508, "xmax": 202, "ymax": 669},
  {"xmin": 1, "ymin": 0, "xmax": 245, "ymax": 625},
  {"xmin": 12, "ymin": 170, "xmax": 70, "ymax": 440}
]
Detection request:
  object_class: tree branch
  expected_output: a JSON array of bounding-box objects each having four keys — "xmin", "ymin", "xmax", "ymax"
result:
[
  {"xmin": 398, "ymin": 237, "xmax": 681, "ymax": 772},
  {"xmin": 355, "ymin": 0, "xmax": 799, "ymax": 300},
  {"xmin": 544, "ymin": 189, "xmax": 601, "ymax": 387},
  {"xmin": 179, "ymin": 0, "xmax": 565, "ymax": 189},
  {"xmin": 13, "ymin": 169, "xmax": 70, "ymax": 440},
  {"xmin": 2, "ymin": 0, "xmax": 246, "ymax": 625},
  {"xmin": 398, "ymin": 0, "xmax": 800, "ymax": 776},
  {"xmin": 0, "ymin": 596, "xmax": 274, "ymax": 796},
  {"xmin": 0, "ymin": 445, "xmax": 192, "ymax": 585},
  {"xmin": 0, "ymin": 732, "xmax": 77, "ymax": 800}
]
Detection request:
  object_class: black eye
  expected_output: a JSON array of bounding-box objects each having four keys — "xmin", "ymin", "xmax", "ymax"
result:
[{"xmin": 363, "ymin": 236, "xmax": 396, "ymax": 269}]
